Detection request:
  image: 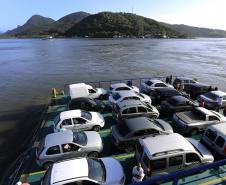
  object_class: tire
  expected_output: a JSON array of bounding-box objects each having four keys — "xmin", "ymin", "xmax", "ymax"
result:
[
  {"xmin": 125, "ymin": 144, "xmax": 135, "ymax": 153},
  {"xmin": 93, "ymin": 125, "xmax": 101, "ymax": 132},
  {"xmin": 88, "ymin": 151, "xmax": 99, "ymax": 158},
  {"xmin": 43, "ymin": 162, "xmax": 53, "ymax": 170},
  {"xmin": 190, "ymin": 129, "xmax": 199, "ymax": 136}
]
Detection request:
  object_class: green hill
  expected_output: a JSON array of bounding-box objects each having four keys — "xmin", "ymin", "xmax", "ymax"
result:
[
  {"xmin": 66, "ymin": 12, "xmax": 186, "ymax": 38},
  {"xmin": 5, "ymin": 15, "xmax": 55, "ymax": 36}
]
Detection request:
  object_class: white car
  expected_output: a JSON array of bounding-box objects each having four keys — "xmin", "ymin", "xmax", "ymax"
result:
[
  {"xmin": 53, "ymin": 110, "xmax": 105, "ymax": 132},
  {"xmin": 109, "ymin": 83, "xmax": 139, "ymax": 93},
  {"xmin": 41, "ymin": 157, "xmax": 125, "ymax": 185},
  {"xmin": 108, "ymin": 91, "xmax": 151, "ymax": 107},
  {"xmin": 140, "ymin": 79, "xmax": 173, "ymax": 94}
]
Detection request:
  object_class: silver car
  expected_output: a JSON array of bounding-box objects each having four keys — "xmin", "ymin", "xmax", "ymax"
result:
[{"xmin": 36, "ymin": 130, "xmax": 103, "ymax": 168}]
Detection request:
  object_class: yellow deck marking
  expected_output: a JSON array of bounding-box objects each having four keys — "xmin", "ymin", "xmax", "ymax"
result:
[
  {"xmin": 113, "ymin": 153, "xmax": 134, "ymax": 160},
  {"xmin": 199, "ymin": 175, "xmax": 226, "ymax": 185},
  {"xmin": 21, "ymin": 170, "xmax": 46, "ymax": 178}
]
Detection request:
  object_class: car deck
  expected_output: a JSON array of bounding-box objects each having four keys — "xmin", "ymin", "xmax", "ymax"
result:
[{"xmin": 11, "ymin": 77, "xmax": 226, "ymax": 185}]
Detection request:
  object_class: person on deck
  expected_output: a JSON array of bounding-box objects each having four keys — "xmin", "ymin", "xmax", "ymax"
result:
[{"xmin": 132, "ymin": 162, "xmax": 145, "ymax": 183}]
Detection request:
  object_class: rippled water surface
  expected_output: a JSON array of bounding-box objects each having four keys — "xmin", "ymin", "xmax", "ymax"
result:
[{"xmin": 0, "ymin": 38, "xmax": 226, "ymax": 173}]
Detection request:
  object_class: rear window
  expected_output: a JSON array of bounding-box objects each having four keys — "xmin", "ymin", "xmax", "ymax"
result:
[
  {"xmin": 81, "ymin": 110, "xmax": 92, "ymax": 120},
  {"xmin": 205, "ymin": 129, "xmax": 217, "ymax": 142},
  {"xmin": 117, "ymin": 123, "xmax": 131, "ymax": 136},
  {"xmin": 73, "ymin": 131, "xmax": 87, "ymax": 146},
  {"xmin": 112, "ymin": 93, "xmax": 121, "ymax": 100}
]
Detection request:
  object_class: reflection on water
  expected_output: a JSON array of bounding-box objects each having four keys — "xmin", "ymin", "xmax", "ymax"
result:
[{"xmin": 0, "ymin": 38, "xmax": 226, "ymax": 173}]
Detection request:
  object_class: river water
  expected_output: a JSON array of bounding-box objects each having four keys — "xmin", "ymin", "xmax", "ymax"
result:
[{"xmin": 0, "ymin": 38, "xmax": 226, "ymax": 174}]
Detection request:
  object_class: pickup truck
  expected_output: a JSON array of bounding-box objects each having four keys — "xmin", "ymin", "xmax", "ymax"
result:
[
  {"xmin": 172, "ymin": 107, "xmax": 226, "ymax": 135},
  {"xmin": 69, "ymin": 83, "xmax": 108, "ymax": 99}
]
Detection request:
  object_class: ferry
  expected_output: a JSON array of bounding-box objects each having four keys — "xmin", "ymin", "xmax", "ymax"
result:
[{"xmin": 2, "ymin": 76, "xmax": 226, "ymax": 185}]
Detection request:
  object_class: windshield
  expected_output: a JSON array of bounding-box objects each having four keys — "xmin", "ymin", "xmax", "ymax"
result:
[
  {"xmin": 87, "ymin": 158, "xmax": 106, "ymax": 182},
  {"xmin": 112, "ymin": 93, "xmax": 121, "ymax": 100},
  {"xmin": 153, "ymin": 120, "xmax": 164, "ymax": 131},
  {"xmin": 73, "ymin": 131, "xmax": 87, "ymax": 146},
  {"xmin": 204, "ymin": 92, "xmax": 218, "ymax": 100},
  {"xmin": 54, "ymin": 115, "xmax": 60, "ymax": 126},
  {"xmin": 81, "ymin": 110, "xmax": 92, "ymax": 120}
]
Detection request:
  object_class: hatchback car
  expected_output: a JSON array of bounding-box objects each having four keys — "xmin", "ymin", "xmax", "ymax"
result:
[
  {"xmin": 41, "ymin": 157, "xmax": 125, "ymax": 185},
  {"xmin": 161, "ymin": 95, "xmax": 196, "ymax": 115},
  {"xmin": 109, "ymin": 83, "xmax": 139, "ymax": 93},
  {"xmin": 140, "ymin": 79, "xmax": 173, "ymax": 94},
  {"xmin": 111, "ymin": 117, "xmax": 173, "ymax": 152},
  {"xmin": 53, "ymin": 110, "xmax": 105, "ymax": 132},
  {"xmin": 36, "ymin": 130, "xmax": 103, "ymax": 168},
  {"xmin": 68, "ymin": 97, "xmax": 107, "ymax": 112},
  {"xmin": 112, "ymin": 100, "xmax": 159, "ymax": 120},
  {"xmin": 108, "ymin": 91, "xmax": 151, "ymax": 107},
  {"xmin": 198, "ymin": 90, "xmax": 226, "ymax": 109}
]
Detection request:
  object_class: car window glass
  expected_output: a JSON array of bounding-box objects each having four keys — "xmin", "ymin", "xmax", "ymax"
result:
[
  {"xmin": 215, "ymin": 136, "xmax": 225, "ymax": 148},
  {"xmin": 116, "ymin": 87, "xmax": 130, "ymax": 91},
  {"xmin": 62, "ymin": 119, "xmax": 72, "ymax": 126},
  {"xmin": 155, "ymin": 83, "xmax": 167, "ymax": 87},
  {"xmin": 88, "ymin": 89, "xmax": 96, "ymax": 94},
  {"xmin": 169, "ymin": 155, "xmax": 183, "ymax": 166},
  {"xmin": 46, "ymin": 145, "xmax": 60, "ymax": 155},
  {"xmin": 146, "ymin": 81, "xmax": 153, "ymax": 86},
  {"xmin": 151, "ymin": 158, "xmax": 167, "ymax": 171},
  {"xmin": 147, "ymin": 129, "xmax": 159, "ymax": 135},
  {"xmin": 73, "ymin": 118, "xmax": 86, "ymax": 124},
  {"xmin": 186, "ymin": 153, "xmax": 200, "ymax": 163},
  {"xmin": 62, "ymin": 143, "xmax": 79, "ymax": 153},
  {"xmin": 209, "ymin": 116, "xmax": 220, "ymax": 121},
  {"xmin": 122, "ymin": 109, "xmax": 128, "ymax": 114},
  {"xmin": 127, "ymin": 107, "xmax": 137, "ymax": 114},
  {"xmin": 138, "ymin": 106, "xmax": 147, "ymax": 113},
  {"xmin": 205, "ymin": 129, "xmax": 217, "ymax": 141}
]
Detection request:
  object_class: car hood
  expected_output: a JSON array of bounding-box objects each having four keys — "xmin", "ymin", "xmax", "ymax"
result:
[
  {"xmin": 97, "ymin": 88, "xmax": 108, "ymax": 95},
  {"xmin": 91, "ymin": 112, "xmax": 105, "ymax": 127},
  {"xmin": 155, "ymin": 119, "xmax": 173, "ymax": 133},
  {"xmin": 85, "ymin": 131, "xmax": 103, "ymax": 151},
  {"xmin": 186, "ymin": 138, "xmax": 214, "ymax": 163},
  {"xmin": 101, "ymin": 157, "xmax": 125, "ymax": 185}
]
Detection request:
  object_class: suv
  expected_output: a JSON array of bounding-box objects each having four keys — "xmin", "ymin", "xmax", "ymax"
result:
[
  {"xmin": 41, "ymin": 157, "xmax": 125, "ymax": 185},
  {"xmin": 111, "ymin": 117, "xmax": 173, "ymax": 152},
  {"xmin": 173, "ymin": 77, "xmax": 197, "ymax": 91},
  {"xmin": 135, "ymin": 133, "xmax": 214, "ymax": 178},
  {"xmin": 36, "ymin": 130, "xmax": 103, "ymax": 168},
  {"xmin": 201, "ymin": 123, "xmax": 226, "ymax": 157},
  {"xmin": 112, "ymin": 100, "xmax": 159, "ymax": 120},
  {"xmin": 186, "ymin": 83, "xmax": 211, "ymax": 99}
]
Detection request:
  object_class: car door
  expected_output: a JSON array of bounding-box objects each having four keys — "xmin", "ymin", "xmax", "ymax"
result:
[
  {"xmin": 61, "ymin": 143, "xmax": 82, "ymax": 159},
  {"xmin": 44, "ymin": 145, "xmax": 62, "ymax": 163},
  {"xmin": 126, "ymin": 107, "xmax": 138, "ymax": 118},
  {"xmin": 61, "ymin": 118, "xmax": 74, "ymax": 130},
  {"xmin": 72, "ymin": 117, "xmax": 90, "ymax": 131},
  {"xmin": 168, "ymin": 155, "xmax": 183, "ymax": 173},
  {"xmin": 138, "ymin": 106, "xmax": 149, "ymax": 117},
  {"xmin": 184, "ymin": 152, "xmax": 201, "ymax": 169}
]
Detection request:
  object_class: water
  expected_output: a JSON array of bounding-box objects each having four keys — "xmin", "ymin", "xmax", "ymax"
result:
[{"xmin": 0, "ymin": 38, "xmax": 226, "ymax": 174}]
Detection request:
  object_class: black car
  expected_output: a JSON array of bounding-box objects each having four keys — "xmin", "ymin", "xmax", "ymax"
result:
[
  {"xmin": 68, "ymin": 97, "xmax": 107, "ymax": 112},
  {"xmin": 151, "ymin": 87, "xmax": 189, "ymax": 104},
  {"xmin": 185, "ymin": 83, "xmax": 211, "ymax": 99},
  {"xmin": 173, "ymin": 77, "xmax": 197, "ymax": 91},
  {"xmin": 161, "ymin": 95, "xmax": 196, "ymax": 115}
]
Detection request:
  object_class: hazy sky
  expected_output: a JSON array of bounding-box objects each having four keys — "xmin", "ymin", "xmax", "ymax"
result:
[{"xmin": 1, "ymin": 0, "xmax": 226, "ymax": 31}]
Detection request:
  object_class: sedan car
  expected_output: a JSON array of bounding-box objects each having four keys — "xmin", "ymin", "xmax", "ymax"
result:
[
  {"xmin": 173, "ymin": 77, "xmax": 198, "ymax": 91},
  {"xmin": 36, "ymin": 130, "xmax": 103, "ymax": 168},
  {"xmin": 161, "ymin": 95, "xmax": 196, "ymax": 115},
  {"xmin": 140, "ymin": 79, "xmax": 173, "ymax": 94},
  {"xmin": 108, "ymin": 91, "xmax": 151, "ymax": 107},
  {"xmin": 42, "ymin": 157, "xmax": 125, "ymax": 185},
  {"xmin": 111, "ymin": 117, "xmax": 173, "ymax": 152},
  {"xmin": 109, "ymin": 83, "xmax": 139, "ymax": 93},
  {"xmin": 53, "ymin": 110, "xmax": 105, "ymax": 132},
  {"xmin": 173, "ymin": 107, "xmax": 226, "ymax": 135},
  {"xmin": 68, "ymin": 97, "xmax": 107, "ymax": 112},
  {"xmin": 198, "ymin": 90, "xmax": 226, "ymax": 109}
]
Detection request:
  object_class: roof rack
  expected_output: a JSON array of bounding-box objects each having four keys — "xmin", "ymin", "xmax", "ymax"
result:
[{"xmin": 152, "ymin": 149, "xmax": 184, "ymax": 157}]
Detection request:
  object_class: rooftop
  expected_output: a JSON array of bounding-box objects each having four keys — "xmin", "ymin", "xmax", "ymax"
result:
[{"xmin": 45, "ymin": 130, "xmax": 73, "ymax": 146}]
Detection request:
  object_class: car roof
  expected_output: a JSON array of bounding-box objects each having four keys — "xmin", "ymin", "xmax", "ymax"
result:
[
  {"xmin": 168, "ymin": 95, "xmax": 188, "ymax": 102},
  {"xmin": 51, "ymin": 158, "xmax": 88, "ymax": 184},
  {"xmin": 155, "ymin": 87, "xmax": 178, "ymax": 93},
  {"xmin": 207, "ymin": 123, "xmax": 226, "ymax": 135},
  {"xmin": 209, "ymin": 90, "xmax": 226, "ymax": 97},
  {"xmin": 147, "ymin": 79, "xmax": 165, "ymax": 83},
  {"xmin": 117, "ymin": 99, "xmax": 145, "ymax": 108},
  {"xmin": 60, "ymin": 110, "xmax": 82, "ymax": 120},
  {"xmin": 45, "ymin": 130, "xmax": 73, "ymax": 146},
  {"xmin": 110, "ymin": 83, "xmax": 129, "ymax": 88},
  {"xmin": 122, "ymin": 117, "xmax": 160, "ymax": 132},
  {"xmin": 140, "ymin": 133, "xmax": 195, "ymax": 159},
  {"xmin": 116, "ymin": 90, "xmax": 138, "ymax": 97},
  {"xmin": 175, "ymin": 77, "xmax": 194, "ymax": 81}
]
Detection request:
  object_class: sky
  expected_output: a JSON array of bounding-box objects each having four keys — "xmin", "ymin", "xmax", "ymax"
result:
[{"xmin": 1, "ymin": 0, "xmax": 226, "ymax": 31}]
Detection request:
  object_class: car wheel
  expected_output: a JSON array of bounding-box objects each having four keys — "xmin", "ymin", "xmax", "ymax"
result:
[
  {"xmin": 125, "ymin": 144, "xmax": 135, "ymax": 153},
  {"xmin": 190, "ymin": 129, "xmax": 199, "ymax": 136},
  {"xmin": 43, "ymin": 162, "xmax": 53, "ymax": 170},
  {"xmin": 93, "ymin": 125, "xmax": 101, "ymax": 132},
  {"xmin": 88, "ymin": 151, "xmax": 99, "ymax": 158}
]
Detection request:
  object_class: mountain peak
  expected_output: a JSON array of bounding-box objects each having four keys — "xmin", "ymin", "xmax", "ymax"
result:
[{"xmin": 25, "ymin": 15, "xmax": 55, "ymax": 27}]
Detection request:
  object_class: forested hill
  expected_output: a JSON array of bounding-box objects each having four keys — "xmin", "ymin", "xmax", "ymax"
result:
[{"xmin": 66, "ymin": 12, "xmax": 186, "ymax": 38}]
